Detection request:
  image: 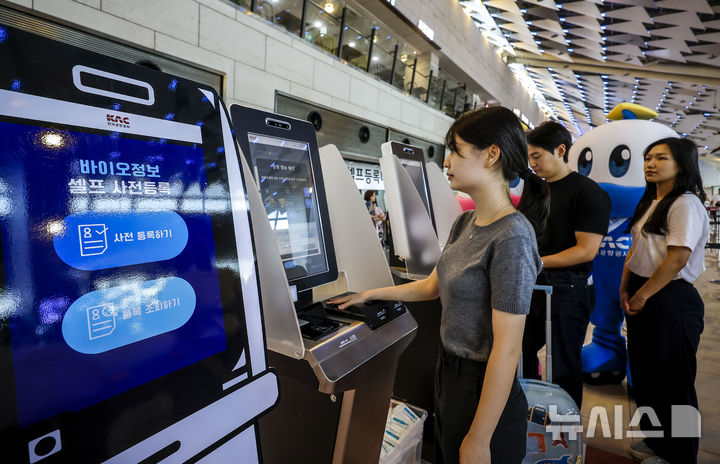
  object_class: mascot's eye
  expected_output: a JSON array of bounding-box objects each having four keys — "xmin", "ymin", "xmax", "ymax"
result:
[
  {"xmin": 609, "ymin": 144, "xmax": 631, "ymax": 178},
  {"xmin": 578, "ymin": 147, "xmax": 593, "ymax": 176}
]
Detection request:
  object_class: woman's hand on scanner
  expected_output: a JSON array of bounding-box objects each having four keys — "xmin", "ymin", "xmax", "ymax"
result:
[{"xmin": 327, "ymin": 292, "xmax": 370, "ymax": 310}]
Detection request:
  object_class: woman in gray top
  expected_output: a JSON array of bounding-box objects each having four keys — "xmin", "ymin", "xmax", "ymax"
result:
[{"xmin": 331, "ymin": 107, "xmax": 548, "ymax": 464}]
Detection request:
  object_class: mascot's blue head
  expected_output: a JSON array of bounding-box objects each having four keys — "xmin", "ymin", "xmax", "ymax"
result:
[{"xmin": 567, "ymin": 103, "xmax": 678, "ymax": 217}]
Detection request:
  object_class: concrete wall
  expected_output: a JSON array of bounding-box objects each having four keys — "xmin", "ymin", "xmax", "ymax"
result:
[
  {"xmin": 3, "ymin": 0, "xmax": 458, "ymax": 144},
  {"xmin": 390, "ymin": 0, "xmax": 546, "ymax": 125}
]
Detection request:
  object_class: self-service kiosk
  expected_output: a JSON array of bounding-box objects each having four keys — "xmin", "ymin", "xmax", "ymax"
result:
[
  {"xmin": 380, "ymin": 141, "xmax": 462, "ymax": 278},
  {"xmin": 0, "ymin": 25, "xmax": 278, "ymax": 463},
  {"xmin": 379, "ymin": 141, "xmax": 462, "ymax": 441},
  {"xmin": 229, "ymin": 105, "xmax": 417, "ymax": 464},
  {"xmin": 381, "ymin": 141, "xmax": 441, "ymax": 278}
]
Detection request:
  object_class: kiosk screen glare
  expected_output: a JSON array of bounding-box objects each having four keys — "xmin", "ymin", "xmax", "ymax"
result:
[
  {"xmin": 0, "ymin": 120, "xmax": 227, "ymax": 427},
  {"xmin": 247, "ymin": 133, "xmax": 329, "ymax": 280},
  {"xmin": 402, "ymin": 160, "xmax": 432, "ymax": 219}
]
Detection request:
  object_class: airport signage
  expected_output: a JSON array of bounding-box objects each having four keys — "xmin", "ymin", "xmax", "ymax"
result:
[{"xmin": 345, "ymin": 160, "xmax": 384, "ymax": 190}]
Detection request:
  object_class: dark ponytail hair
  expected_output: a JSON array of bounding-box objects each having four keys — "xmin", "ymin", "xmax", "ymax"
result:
[
  {"xmin": 445, "ymin": 106, "xmax": 550, "ymax": 236},
  {"xmin": 628, "ymin": 137, "xmax": 706, "ymax": 235}
]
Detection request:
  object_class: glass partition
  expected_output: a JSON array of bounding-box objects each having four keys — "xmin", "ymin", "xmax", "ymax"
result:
[
  {"xmin": 341, "ymin": 6, "xmax": 373, "ymax": 70},
  {"xmin": 319, "ymin": 0, "xmax": 345, "ymax": 19},
  {"xmin": 305, "ymin": 1, "xmax": 343, "ymax": 55},
  {"xmin": 265, "ymin": 0, "xmax": 305, "ymax": 36},
  {"xmin": 454, "ymin": 86, "xmax": 469, "ymax": 116},
  {"xmin": 306, "ymin": 3, "xmax": 339, "ymax": 54},
  {"xmin": 228, "ymin": 0, "xmax": 485, "ymax": 120},
  {"xmin": 412, "ymin": 69, "xmax": 430, "ymax": 101},
  {"xmin": 392, "ymin": 43, "xmax": 414, "ymax": 91},
  {"xmin": 229, "ymin": 0, "xmax": 252, "ymax": 9},
  {"xmin": 369, "ymin": 25, "xmax": 396, "ymax": 82},
  {"xmin": 427, "ymin": 75, "xmax": 443, "ymax": 109},
  {"xmin": 441, "ymin": 83, "xmax": 459, "ymax": 117}
]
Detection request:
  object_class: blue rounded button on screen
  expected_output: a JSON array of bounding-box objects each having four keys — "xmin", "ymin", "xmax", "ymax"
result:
[
  {"xmin": 53, "ymin": 211, "xmax": 188, "ymax": 270},
  {"xmin": 62, "ymin": 277, "xmax": 197, "ymax": 354}
]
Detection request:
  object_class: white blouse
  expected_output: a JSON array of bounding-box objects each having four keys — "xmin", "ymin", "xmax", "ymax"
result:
[{"xmin": 626, "ymin": 193, "xmax": 709, "ymax": 283}]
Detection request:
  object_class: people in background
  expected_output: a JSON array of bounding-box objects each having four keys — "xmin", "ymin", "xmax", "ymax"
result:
[
  {"xmin": 709, "ymin": 188, "xmax": 720, "ymax": 207},
  {"xmin": 332, "ymin": 107, "xmax": 549, "ymax": 464},
  {"xmin": 522, "ymin": 121, "xmax": 611, "ymax": 409},
  {"xmin": 364, "ymin": 190, "xmax": 386, "ymax": 244},
  {"xmin": 622, "ymin": 137, "xmax": 709, "ymax": 464}
]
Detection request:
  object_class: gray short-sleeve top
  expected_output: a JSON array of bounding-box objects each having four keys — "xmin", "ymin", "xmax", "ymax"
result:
[{"xmin": 436, "ymin": 210, "xmax": 542, "ymax": 361}]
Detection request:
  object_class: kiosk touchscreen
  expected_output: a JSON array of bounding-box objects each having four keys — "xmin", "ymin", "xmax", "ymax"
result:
[
  {"xmin": 230, "ymin": 106, "xmax": 417, "ymax": 464},
  {"xmin": 0, "ymin": 25, "xmax": 277, "ymax": 463},
  {"xmin": 242, "ymin": 130, "xmax": 337, "ymax": 299},
  {"xmin": 232, "ymin": 107, "xmax": 407, "ymax": 333}
]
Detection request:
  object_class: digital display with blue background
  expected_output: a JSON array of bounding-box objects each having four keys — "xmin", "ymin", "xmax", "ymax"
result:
[{"xmin": 0, "ymin": 120, "xmax": 227, "ymax": 428}]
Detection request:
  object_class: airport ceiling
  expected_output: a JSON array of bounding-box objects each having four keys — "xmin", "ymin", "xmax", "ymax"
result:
[{"xmin": 460, "ymin": 0, "xmax": 720, "ymax": 161}]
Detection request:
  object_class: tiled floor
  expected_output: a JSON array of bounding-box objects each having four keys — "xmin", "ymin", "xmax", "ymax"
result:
[{"xmin": 571, "ymin": 249, "xmax": 720, "ymax": 463}]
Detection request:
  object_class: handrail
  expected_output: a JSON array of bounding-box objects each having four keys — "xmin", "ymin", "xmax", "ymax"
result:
[{"xmin": 241, "ymin": 0, "xmax": 474, "ymax": 118}]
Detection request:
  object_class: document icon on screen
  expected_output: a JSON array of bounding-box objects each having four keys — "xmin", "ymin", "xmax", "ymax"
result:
[
  {"xmin": 78, "ymin": 224, "xmax": 108, "ymax": 256},
  {"xmin": 86, "ymin": 304, "xmax": 116, "ymax": 340}
]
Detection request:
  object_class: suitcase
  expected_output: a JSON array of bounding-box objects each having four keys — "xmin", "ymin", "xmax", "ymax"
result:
[{"xmin": 519, "ymin": 285, "xmax": 585, "ymax": 464}]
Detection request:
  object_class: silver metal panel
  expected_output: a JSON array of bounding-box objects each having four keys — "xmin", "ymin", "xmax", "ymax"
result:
[
  {"xmin": 238, "ymin": 144, "xmax": 305, "ymax": 359},
  {"xmin": 318, "ymin": 144, "xmax": 394, "ymax": 292},
  {"xmin": 380, "ymin": 146, "xmax": 441, "ymax": 277},
  {"xmin": 304, "ymin": 312, "xmax": 417, "ymax": 390},
  {"xmin": 426, "ymin": 162, "xmax": 463, "ymax": 249}
]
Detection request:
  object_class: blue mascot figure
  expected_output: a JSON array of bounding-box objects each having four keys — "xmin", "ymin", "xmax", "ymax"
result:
[{"xmin": 567, "ymin": 103, "xmax": 677, "ymax": 384}]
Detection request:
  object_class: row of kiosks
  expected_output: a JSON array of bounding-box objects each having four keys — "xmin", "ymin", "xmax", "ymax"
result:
[
  {"xmin": 0, "ymin": 25, "xmax": 278, "ymax": 463},
  {"xmin": 379, "ymin": 141, "xmax": 463, "ymax": 437},
  {"xmin": 0, "ymin": 23, "xmax": 418, "ymax": 464},
  {"xmin": 228, "ymin": 106, "xmax": 418, "ymax": 464}
]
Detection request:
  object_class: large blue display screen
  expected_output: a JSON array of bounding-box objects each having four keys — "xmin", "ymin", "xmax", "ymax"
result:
[{"xmin": 0, "ymin": 120, "xmax": 227, "ymax": 427}]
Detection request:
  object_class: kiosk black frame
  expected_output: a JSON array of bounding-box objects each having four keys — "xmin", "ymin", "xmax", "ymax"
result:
[
  {"xmin": 230, "ymin": 106, "xmax": 338, "ymax": 304},
  {"xmin": 0, "ymin": 24, "xmax": 276, "ymax": 463}
]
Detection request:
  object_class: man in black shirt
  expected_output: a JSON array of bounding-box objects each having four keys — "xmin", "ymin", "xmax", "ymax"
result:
[{"xmin": 522, "ymin": 122, "xmax": 611, "ymax": 408}]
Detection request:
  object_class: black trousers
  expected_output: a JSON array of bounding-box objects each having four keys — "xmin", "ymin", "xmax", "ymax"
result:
[
  {"xmin": 434, "ymin": 348, "xmax": 527, "ymax": 464},
  {"xmin": 626, "ymin": 273, "xmax": 704, "ymax": 464},
  {"xmin": 522, "ymin": 270, "xmax": 594, "ymax": 408}
]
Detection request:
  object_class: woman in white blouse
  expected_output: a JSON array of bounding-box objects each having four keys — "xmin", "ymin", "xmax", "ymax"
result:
[{"xmin": 621, "ymin": 137, "xmax": 709, "ymax": 464}]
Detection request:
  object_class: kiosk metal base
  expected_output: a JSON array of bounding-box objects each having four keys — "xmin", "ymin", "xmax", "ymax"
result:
[
  {"xmin": 260, "ymin": 314, "xmax": 415, "ymax": 464},
  {"xmin": 391, "ymin": 274, "xmax": 443, "ymax": 442}
]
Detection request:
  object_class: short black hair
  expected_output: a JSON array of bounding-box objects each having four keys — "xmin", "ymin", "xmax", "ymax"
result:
[{"xmin": 526, "ymin": 121, "xmax": 572, "ymax": 162}]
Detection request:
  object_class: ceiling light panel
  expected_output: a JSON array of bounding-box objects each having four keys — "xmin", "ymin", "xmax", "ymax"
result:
[{"xmin": 458, "ymin": 0, "xmax": 720, "ymax": 157}]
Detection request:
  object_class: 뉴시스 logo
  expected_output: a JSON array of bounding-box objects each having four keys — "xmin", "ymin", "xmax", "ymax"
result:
[
  {"xmin": 544, "ymin": 404, "xmax": 701, "ymax": 440},
  {"xmin": 106, "ymin": 114, "xmax": 130, "ymax": 129}
]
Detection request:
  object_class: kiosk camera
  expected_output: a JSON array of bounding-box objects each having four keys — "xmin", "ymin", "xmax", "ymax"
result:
[
  {"xmin": 230, "ymin": 106, "xmax": 417, "ymax": 464},
  {"xmin": 0, "ymin": 25, "xmax": 277, "ymax": 463}
]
